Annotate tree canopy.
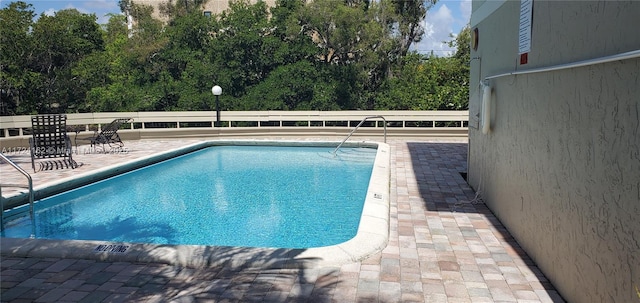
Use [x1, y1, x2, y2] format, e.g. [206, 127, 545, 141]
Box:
[0, 0, 470, 115]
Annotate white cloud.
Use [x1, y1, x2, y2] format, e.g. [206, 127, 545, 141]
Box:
[414, 4, 455, 56]
[80, 1, 121, 24]
[460, 0, 472, 26]
[41, 3, 82, 16]
[43, 8, 56, 16]
[34, 1, 119, 24]
[414, 0, 473, 56]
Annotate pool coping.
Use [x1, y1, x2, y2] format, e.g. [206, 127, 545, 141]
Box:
[1, 139, 390, 269]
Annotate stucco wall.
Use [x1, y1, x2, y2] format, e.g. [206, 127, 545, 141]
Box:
[468, 1, 640, 302]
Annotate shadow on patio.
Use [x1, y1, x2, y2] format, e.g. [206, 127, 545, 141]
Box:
[406, 142, 563, 302]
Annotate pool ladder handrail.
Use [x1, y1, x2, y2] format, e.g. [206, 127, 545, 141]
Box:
[333, 115, 387, 155]
[0, 153, 36, 238]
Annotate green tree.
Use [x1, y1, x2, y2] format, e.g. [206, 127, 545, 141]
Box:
[0, 1, 36, 115]
[294, 0, 390, 109]
[297, 0, 374, 66]
[82, 2, 167, 112]
[158, 0, 210, 18]
[76, 14, 135, 111]
[269, 0, 317, 66]
[443, 25, 471, 109]
[430, 55, 469, 110]
[25, 8, 104, 113]
[156, 12, 214, 110]
[240, 61, 343, 111]
[375, 26, 471, 110]
[375, 53, 438, 110]
[209, 0, 274, 100]
[448, 25, 471, 63]
[389, 0, 436, 58]
[2, 0, 467, 114]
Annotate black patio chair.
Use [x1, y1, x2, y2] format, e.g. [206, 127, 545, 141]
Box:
[30, 114, 79, 172]
[87, 118, 132, 149]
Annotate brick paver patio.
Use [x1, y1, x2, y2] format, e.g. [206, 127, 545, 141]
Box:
[1, 138, 564, 302]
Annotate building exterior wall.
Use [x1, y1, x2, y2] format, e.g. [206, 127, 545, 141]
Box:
[468, 1, 640, 302]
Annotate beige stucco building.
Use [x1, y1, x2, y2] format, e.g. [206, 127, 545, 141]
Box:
[468, 1, 639, 302]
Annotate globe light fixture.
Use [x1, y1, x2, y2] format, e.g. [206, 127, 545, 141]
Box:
[211, 85, 222, 127]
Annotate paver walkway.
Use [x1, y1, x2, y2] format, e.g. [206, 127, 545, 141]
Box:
[1, 139, 564, 302]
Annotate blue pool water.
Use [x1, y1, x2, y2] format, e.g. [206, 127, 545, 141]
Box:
[2, 145, 376, 248]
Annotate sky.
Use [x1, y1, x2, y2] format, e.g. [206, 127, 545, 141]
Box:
[414, 0, 472, 56]
[19, 0, 471, 56]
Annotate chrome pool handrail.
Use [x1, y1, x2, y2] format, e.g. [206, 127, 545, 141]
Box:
[0, 153, 35, 238]
[333, 115, 387, 155]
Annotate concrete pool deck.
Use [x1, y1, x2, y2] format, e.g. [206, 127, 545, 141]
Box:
[0, 138, 564, 302]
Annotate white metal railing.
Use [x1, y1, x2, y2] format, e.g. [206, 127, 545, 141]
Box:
[0, 110, 469, 137]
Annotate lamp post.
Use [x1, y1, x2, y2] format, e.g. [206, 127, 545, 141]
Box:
[211, 85, 222, 127]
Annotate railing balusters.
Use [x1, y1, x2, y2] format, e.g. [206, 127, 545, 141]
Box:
[1, 111, 469, 139]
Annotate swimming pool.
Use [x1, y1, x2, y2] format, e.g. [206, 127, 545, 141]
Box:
[3, 145, 374, 248]
[0, 140, 391, 268]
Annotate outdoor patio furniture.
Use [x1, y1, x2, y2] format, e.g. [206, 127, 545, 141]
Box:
[87, 118, 132, 149]
[29, 114, 79, 172]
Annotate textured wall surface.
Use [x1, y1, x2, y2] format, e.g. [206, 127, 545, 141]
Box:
[468, 1, 640, 302]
